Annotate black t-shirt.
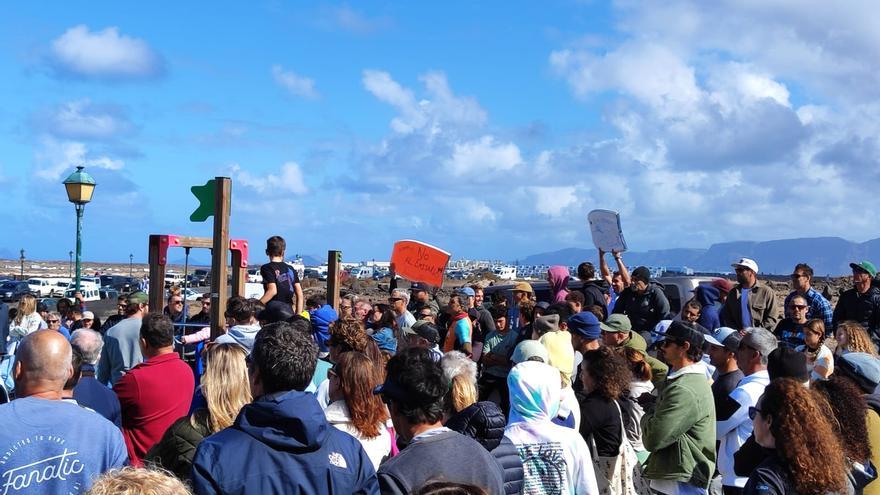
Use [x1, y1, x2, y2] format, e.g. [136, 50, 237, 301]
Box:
[261, 262, 300, 305]
[742, 454, 792, 495]
[712, 369, 744, 415]
[578, 392, 623, 457]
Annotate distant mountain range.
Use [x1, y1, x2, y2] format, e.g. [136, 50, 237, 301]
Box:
[518, 237, 880, 276]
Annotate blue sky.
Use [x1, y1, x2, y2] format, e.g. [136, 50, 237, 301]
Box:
[2, 1, 878, 264]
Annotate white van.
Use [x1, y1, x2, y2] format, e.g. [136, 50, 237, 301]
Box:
[64, 281, 101, 302]
[164, 272, 185, 287]
[349, 266, 374, 280]
[27, 278, 55, 297]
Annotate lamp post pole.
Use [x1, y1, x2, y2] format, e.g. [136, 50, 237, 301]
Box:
[74, 204, 84, 293]
[19, 249, 24, 280]
[129, 254, 133, 277]
[68, 251, 73, 278]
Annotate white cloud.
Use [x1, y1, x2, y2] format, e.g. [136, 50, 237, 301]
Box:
[323, 6, 393, 34]
[230, 162, 308, 195]
[43, 99, 133, 140]
[271, 65, 319, 99]
[445, 136, 522, 176]
[362, 70, 486, 134]
[527, 186, 578, 218]
[33, 138, 125, 181]
[50, 25, 163, 80]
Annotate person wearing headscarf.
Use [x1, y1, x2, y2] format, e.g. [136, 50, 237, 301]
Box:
[547, 266, 571, 305]
[504, 360, 598, 495]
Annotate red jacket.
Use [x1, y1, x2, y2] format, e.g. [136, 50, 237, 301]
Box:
[114, 352, 195, 466]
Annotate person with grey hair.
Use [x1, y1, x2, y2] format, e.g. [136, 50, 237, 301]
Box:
[72, 329, 122, 426]
[390, 288, 416, 335]
[715, 327, 773, 492]
[0, 330, 128, 493]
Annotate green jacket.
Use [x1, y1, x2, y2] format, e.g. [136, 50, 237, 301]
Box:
[641, 370, 716, 488]
[622, 331, 668, 389]
[144, 410, 211, 481]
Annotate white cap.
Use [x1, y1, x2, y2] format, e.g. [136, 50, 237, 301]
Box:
[731, 257, 759, 273]
[82, 311, 95, 320]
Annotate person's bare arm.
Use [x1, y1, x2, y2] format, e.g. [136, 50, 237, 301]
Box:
[612, 250, 631, 287]
[260, 282, 277, 304]
[294, 283, 304, 314]
[599, 249, 613, 285]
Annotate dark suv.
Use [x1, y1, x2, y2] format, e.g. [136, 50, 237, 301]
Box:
[0, 281, 33, 302]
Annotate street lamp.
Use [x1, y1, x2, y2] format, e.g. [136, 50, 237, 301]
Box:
[129, 254, 134, 277]
[68, 251, 73, 278]
[19, 249, 24, 280]
[63, 166, 96, 293]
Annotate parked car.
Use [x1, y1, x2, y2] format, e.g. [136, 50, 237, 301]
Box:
[247, 268, 263, 283]
[189, 269, 209, 286]
[26, 278, 56, 298]
[49, 280, 71, 297]
[100, 287, 120, 300]
[0, 281, 33, 302]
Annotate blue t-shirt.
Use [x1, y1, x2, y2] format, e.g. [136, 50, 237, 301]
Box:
[0, 397, 128, 493]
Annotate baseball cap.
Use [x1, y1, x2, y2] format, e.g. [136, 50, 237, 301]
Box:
[81, 311, 95, 320]
[850, 261, 878, 277]
[127, 291, 149, 305]
[410, 282, 429, 292]
[600, 314, 631, 334]
[731, 258, 759, 273]
[533, 314, 560, 335]
[405, 320, 440, 345]
[767, 346, 809, 382]
[836, 352, 880, 393]
[456, 287, 476, 298]
[703, 326, 741, 353]
[568, 312, 601, 340]
[655, 320, 705, 349]
[711, 279, 734, 294]
[510, 282, 533, 294]
[631, 266, 651, 283]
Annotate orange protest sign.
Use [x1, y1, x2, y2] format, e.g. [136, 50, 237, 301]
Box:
[391, 240, 451, 287]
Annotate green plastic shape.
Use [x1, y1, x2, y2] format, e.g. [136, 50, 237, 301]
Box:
[190, 179, 216, 222]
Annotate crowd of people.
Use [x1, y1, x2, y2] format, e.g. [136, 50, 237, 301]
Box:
[2, 236, 880, 495]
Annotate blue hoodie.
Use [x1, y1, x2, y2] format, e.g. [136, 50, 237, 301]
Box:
[310, 304, 338, 353]
[191, 390, 378, 495]
[695, 285, 722, 332]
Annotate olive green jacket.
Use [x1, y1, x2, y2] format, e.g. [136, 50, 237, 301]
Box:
[641, 367, 716, 488]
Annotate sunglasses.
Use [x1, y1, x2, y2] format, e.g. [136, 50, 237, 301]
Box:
[388, 297, 403, 303]
[172, 300, 184, 304]
[418, 313, 433, 319]
[748, 406, 762, 420]
[789, 304, 808, 310]
[47, 319, 60, 324]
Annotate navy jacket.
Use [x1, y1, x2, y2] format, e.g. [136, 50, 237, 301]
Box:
[446, 401, 524, 495]
[73, 365, 122, 426]
[191, 390, 378, 495]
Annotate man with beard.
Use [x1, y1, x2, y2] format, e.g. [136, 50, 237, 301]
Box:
[721, 258, 779, 331]
[612, 266, 671, 342]
[832, 261, 880, 347]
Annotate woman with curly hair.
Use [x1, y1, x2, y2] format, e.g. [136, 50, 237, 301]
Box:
[579, 347, 646, 493]
[326, 351, 390, 469]
[797, 319, 833, 381]
[835, 321, 878, 357]
[745, 378, 847, 495]
[812, 375, 875, 492]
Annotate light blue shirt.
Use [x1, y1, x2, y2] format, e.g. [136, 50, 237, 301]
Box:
[740, 288, 751, 329]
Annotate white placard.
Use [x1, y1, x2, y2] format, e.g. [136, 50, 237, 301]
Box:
[588, 209, 627, 252]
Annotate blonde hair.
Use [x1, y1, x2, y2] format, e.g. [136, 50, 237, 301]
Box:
[198, 343, 252, 432]
[86, 467, 191, 495]
[14, 294, 37, 325]
[441, 351, 477, 413]
[836, 321, 878, 357]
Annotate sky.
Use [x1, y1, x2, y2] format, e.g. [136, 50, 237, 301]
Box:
[1, 1, 879, 265]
